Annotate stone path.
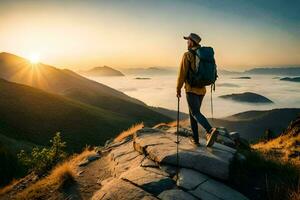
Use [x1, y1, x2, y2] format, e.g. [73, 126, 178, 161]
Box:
[91, 127, 249, 200]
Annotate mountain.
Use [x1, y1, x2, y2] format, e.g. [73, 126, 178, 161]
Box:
[79, 66, 124, 77]
[218, 69, 242, 75]
[0, 78, 167, 151]
[0, 52, 171, 127]
[244, 67, 300, 75]
[280, 77, 300, 82]
[120, 67, 176, 76]
[219, 92, 273, 104]
[209, 108, 300, 142]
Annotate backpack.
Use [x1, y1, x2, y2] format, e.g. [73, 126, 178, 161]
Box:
[186, 46, 218, 88]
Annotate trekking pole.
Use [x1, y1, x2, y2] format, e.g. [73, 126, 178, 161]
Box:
[176, 96, 180, 181]
[210, 84, 214, 121]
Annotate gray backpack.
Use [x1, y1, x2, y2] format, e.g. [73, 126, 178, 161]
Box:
[186, 46, 218, 88]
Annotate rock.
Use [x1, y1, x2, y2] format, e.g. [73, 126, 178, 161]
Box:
[153, 123, 172, 131]
[158, 189, 198, 200]
[110, 141, 135, 161]
[165, 127, 192, 137]
[87, 154, 100, 162]
[134, 133, 235, 180]
[236, 153, 246, 162]
[106, 138, 132, 149]
[229, 132, 240, 140]
[177, 168, 209, 190]
[141, 157, 158, 167]
[77, 170, 84, 176]
[92, 178, 158, 200]
[217, 127, 230, 137]
[135, 127, 162, 137]
[120, 166, 175, 195]
[104, 138, 114, 147]
[112, 154, 144, 177]
[78, 159, 89, 167]
[99, 177, 114, 186]
[160, 165, 177, 177]
[191, 179, 249, 200]
[190, 188, 220, 200]
[216, 135, 236, 148]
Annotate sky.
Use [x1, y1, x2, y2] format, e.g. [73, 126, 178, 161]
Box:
[0, 0, 299, 70]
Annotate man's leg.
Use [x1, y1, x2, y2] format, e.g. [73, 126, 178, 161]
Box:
[186, 92, 212, 133]
[189, 109, 199, 143]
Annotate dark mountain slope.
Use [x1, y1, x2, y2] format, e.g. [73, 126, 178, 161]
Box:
[209, 108, 300, 142]
[0, 78, 155, 151]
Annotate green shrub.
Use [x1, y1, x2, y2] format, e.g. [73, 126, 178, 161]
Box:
[18, 132, 67, 175]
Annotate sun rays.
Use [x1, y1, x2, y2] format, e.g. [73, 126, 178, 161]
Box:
[6, 56, 51, 91]
[29, 53, 40, 64]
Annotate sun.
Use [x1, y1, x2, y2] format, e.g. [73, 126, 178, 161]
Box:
[29, 53, 40, 64]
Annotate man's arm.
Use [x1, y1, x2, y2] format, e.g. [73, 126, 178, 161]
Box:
[176, 52, 189, 97]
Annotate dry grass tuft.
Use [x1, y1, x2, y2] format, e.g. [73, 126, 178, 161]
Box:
[114, 123, 144, 142]
[15, 158, 76, 200]
[0, 179, 19, 196]
[72, 147, 95, 164]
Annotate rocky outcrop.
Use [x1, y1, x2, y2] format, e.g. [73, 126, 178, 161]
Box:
[90, 126, 249, 200]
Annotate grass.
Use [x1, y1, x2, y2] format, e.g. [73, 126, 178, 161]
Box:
[114, 123, 144, 142]
[0, 148, 95, 199]
[15, 161, 75, 200]
[230, 148, 300, 200]
[253, 133, 300, 166]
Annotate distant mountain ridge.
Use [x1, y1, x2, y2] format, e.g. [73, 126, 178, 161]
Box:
[80, 66, 124, 76]
[244, 67, 300, 75]
[120, 67, 176, 76]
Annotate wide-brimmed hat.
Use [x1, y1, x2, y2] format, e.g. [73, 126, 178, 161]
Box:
[183, 33, 201, 44]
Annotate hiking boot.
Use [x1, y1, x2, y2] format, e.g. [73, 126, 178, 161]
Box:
[206, 128, 218, 147]
[189, 137, 200, 146]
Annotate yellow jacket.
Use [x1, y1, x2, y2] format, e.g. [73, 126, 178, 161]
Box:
[176, 47, 206, 95]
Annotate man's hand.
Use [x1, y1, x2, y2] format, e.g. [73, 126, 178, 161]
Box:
[176, 90, 181, 98]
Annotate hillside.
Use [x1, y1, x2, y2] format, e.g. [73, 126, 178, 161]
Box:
[179, 108, 300, 142]
[0, 52, 171, 126]
[219, 92, 273, 103]
[80, 66, 124, 77]
[0, 78, 172, 150]
[252, 116, 300, 165]
[211, 108, 300, 141]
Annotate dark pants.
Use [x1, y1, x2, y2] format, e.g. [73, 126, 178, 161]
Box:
[186, 92, 212, 142]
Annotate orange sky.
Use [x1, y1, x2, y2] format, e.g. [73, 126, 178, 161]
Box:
[0, 0, 299, 71]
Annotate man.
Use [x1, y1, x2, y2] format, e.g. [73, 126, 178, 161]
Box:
[176, 33, 218, 147]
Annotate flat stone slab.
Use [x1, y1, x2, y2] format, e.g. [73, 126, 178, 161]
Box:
[133, 132, 236, 180]
[191, 179, 249, 200]
[158, 189, 198, 200]
[92, 178, 158, 200]
[177, 168, 209, 190]
[120, 166, 175, 195]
